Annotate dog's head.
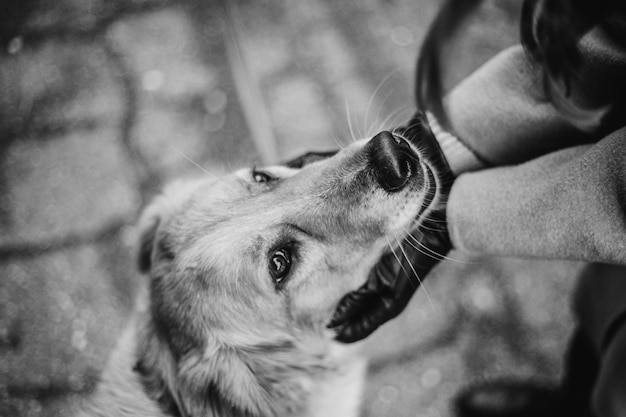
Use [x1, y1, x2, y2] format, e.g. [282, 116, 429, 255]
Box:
[134, 130, 441, 416]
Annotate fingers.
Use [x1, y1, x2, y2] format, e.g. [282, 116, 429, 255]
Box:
[332, 298, 389, 343]
[327, 254, 399, 328]
[328, 254, 428, 342]
[333, 320, 379, 343]
[327, 287, 375, 328]
[330, 274, 417, 343]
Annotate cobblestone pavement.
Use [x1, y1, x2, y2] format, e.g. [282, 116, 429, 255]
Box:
[0, 1, 581, 416]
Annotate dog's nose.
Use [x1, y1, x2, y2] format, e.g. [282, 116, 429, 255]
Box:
[366, 131, 418, 192]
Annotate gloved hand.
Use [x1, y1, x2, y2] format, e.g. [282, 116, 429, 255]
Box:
[327, 211, 451, 343]
[328, 112, 454, 343]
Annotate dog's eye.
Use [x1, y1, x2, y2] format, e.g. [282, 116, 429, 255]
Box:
[252, 168, 275, 183]
[269, 248, 291, 284]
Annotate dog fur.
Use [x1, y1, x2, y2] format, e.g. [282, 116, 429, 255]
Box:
[78, 135, 442, 417]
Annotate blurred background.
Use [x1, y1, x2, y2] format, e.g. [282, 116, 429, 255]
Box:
[0, 0, 584, 416]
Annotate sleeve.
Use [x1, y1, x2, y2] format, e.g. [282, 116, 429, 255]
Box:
[444, 25, 626, 167]
[439, 17, 626, 264]
[447, 127, 626, 265]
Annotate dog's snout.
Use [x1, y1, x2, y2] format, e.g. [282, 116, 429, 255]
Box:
[366, 131, 418, 192]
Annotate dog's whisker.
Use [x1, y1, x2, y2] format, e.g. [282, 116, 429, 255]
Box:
[363, 70, 397, 137]
[365, 89, 394, 137]
[393, 234, 437, 314]
[372, 105, 407, 137]
[380, 107, 414, 140]
[405, 231, 470, 264]
[391, 108, 415, 132]
[174, 147, 217, 179]
[404, 232, 446, 261]
[385, 235, 406, 271]
[413, 222, 444, 233]
[384, 235, 397, 256]
[330, 131, 347, 150]
[418, 217, 448, 224]
[345, 100, 359, 144]
[390, 235, 415, 285]
[366, 95, 394, 137]
[374, 107, 399, 134]
[416, 209, 447, 222]
[375, 97, 406, 137]
[387, 233, 436, 315]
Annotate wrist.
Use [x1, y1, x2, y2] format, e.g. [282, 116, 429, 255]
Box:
[426, 112, 486, 175]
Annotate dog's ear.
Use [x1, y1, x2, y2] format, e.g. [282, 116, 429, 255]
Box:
[137, 180, 201, 273]
[137, 194, 179, 273]
[136, 321, 274, 417]
[137, 202, 161, 273]
[174, 348, 274, 417]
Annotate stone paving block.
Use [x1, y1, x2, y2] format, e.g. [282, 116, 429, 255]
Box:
[457, 257, 576, 380]
[238, 0, 419, 153]
[506, 258, 579, 366]
[0, 240, 139, 417]
[133, 103, 244, 180]
[506, 258, 579, 326]
[1, 390, 84, 417]
[0, 127, 139, 245]
[302, 0, 420, 98]
[290, 23, 403, 140]
[262, 1, 382, 145]
[363, 345, 465, 417]
[0, 240, 138, 390]
[109, 6, 260, 175]
[21, 0, 166, 33]
[108, 7, 217, 101]
[268, 75, 337, 159]
[22, 0, 106, 32]
[239, 31, 291, 82]
[235, 1, 350, 154]
[0, 40, 124, 139]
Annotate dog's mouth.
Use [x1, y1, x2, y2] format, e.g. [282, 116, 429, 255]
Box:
[365, 131, 420, 193]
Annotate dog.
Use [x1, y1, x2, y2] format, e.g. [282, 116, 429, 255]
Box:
[77, 129, 444, 417]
